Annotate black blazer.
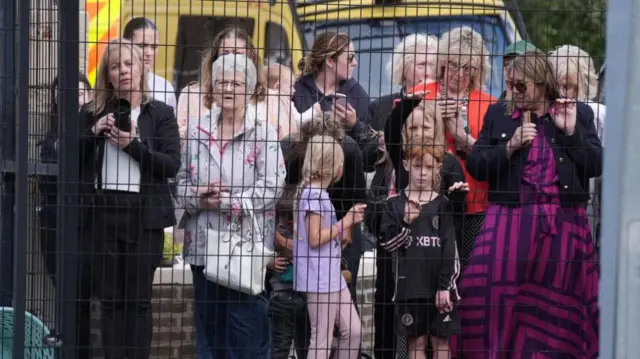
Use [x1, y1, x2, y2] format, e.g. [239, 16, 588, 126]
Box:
[79, 99, 181, 229]
[465, 102, 603, 207]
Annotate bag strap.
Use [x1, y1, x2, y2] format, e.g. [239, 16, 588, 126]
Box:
[241, 198, 263, 244]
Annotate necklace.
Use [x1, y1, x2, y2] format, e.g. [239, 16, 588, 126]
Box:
[440, 82, 471, 134]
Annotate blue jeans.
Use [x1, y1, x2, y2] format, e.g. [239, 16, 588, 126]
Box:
[191, 265, 270, 359]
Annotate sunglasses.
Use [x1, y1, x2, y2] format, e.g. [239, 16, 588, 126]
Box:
[506, 80, 529, 93]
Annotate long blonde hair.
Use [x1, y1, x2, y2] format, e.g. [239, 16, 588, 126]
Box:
[89, 38, 150, 114]
[293, 135, 345, 229]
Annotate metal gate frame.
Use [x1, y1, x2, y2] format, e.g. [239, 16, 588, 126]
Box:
[0, 0, 80, 358]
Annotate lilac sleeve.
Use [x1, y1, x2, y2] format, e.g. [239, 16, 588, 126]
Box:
[300, 188, 324, 216]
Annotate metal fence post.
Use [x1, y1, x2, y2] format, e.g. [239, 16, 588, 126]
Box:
[57, 0, 81, 357]
[0, 0, 16, 309]
[12, 0, 30, 357]
[600, 0, 639, 357]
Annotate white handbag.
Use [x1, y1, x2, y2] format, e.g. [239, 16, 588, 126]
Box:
[203, 198, 273, 295]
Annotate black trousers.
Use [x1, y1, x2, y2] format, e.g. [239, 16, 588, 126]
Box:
[88, 192, 163, 359]
[268, 290, 308, 359]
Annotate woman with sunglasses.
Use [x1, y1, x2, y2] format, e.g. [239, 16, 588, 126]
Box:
[406, 26, 496, 267]
[455, 50, 601, 359]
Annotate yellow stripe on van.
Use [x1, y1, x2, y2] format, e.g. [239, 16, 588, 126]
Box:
[86, 0, 122, 86]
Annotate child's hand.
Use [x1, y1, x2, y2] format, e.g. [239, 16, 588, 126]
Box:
[343, 203, 367, 228]
[267, 256, 288, 273]
[436, 290, 453, 313]
[448, 181, 470, 192]
[403, 199, 421, 224]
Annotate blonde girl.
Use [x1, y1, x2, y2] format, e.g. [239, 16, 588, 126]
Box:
[293, 135, 366, 359]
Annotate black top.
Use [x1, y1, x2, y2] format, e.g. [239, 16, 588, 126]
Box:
[378, 194, 459, 301]
[292, 74, 380, 172]
[78, 99, 181, 229]
[367, 92, 403, 133]
[280, 134, 367, 221]
[465, 102, 603, 207]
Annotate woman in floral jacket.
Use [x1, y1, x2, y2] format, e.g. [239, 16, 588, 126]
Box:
[175, 53, 286, 359]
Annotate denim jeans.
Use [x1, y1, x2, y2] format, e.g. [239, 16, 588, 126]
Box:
[191, 265, 270, 359]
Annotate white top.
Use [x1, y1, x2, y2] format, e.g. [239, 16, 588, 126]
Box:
[147, 72, 176, 110]
[99, 107, 142, 193]
[586, 101, 606, 144]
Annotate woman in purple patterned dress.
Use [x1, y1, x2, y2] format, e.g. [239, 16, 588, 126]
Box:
[455, 51, 602, 359]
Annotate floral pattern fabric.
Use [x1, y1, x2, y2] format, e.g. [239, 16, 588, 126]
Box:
[175, 102, 286, 266]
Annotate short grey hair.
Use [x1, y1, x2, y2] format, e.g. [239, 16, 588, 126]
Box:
[548, 45, 598, 101]
[211, 54, 258, 95]
[387, 33, 439, 87]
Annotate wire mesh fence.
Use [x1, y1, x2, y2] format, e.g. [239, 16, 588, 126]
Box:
[0, 0, 606, 358]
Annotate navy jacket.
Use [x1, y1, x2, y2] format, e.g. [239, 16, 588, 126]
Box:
[293, 75, 380, 171]
[466, 102, 603, 207]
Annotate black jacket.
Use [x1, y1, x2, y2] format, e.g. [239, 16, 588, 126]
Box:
[378, 194, 458, 301]
[79, 100, 181, 229]
[466, 102, 603, 207]
[293, 75, 380, 172]
[280, 134, 367, 221]
[368, 92, 403, 133]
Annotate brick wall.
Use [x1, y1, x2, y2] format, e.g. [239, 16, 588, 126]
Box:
[88, 267, 377, 359]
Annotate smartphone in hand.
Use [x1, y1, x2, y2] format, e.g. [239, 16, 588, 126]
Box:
[333, 93, 348, 108]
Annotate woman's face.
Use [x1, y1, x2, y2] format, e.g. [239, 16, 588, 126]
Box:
[330, 43, 357, 82]
[405, 109, 435, 144]
[218, 36, 248, 57]
[108, 48, 143, 93]
[78, 82, 92, 109]
[557, 76, 579, 100]
[213, 71, 247, 111]
[403, 52, 437, 89]
[442, 57, 476, 93]
[403, 153, 437, 190]
[508, 68, 545, 110]
[130, 28, 159, 70]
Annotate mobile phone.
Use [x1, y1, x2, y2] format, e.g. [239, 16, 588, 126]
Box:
[333, 93, 348, 108]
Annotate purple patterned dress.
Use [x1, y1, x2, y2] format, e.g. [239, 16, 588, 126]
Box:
[455, 117, 600, 359]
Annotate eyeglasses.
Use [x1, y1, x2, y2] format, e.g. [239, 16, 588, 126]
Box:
[447, 61, 477, 75]
[506, 80, 529, 93]
[214, 80, 246, 90]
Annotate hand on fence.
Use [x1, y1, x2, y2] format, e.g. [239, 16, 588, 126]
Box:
[448, 182, 469, 192]
[436, 97, 459, 120]
[342, 203, 367, 228]
[554, 98, 577, 135]
[403, 199, 421, 224]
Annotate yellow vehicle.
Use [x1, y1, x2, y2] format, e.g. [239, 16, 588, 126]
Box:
[295, 0, 525, 99]
[85, 0, 306, 91]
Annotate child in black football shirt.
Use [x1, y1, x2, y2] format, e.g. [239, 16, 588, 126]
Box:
[379, 144, 461, 359]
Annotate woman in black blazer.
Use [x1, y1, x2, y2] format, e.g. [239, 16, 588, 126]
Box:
[79, 38, 180, 359]
[455, 51, 601, 359]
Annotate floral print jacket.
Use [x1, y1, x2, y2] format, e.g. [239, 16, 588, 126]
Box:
[175, 102, 286, 267]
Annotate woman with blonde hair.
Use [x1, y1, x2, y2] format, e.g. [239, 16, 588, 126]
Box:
[548, 44, 605, 247]
[78, 38, 180, 359]
[457, 51, 601, 358]
[407, 26, 496, 266]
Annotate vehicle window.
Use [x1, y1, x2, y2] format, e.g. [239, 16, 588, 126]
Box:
[265, 22, 292, 67]
[302, 16, 509, 99]
[173, 16, 255, 92]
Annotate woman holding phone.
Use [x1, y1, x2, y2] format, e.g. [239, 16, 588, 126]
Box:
[78, 38, 180, 359]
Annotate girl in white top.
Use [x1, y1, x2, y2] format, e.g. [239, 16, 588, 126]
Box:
[123, 17, 177, 110]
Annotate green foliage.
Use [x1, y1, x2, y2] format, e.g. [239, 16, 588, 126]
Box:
[163, 232, 183, 261]
[513, 0, 607, 67]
